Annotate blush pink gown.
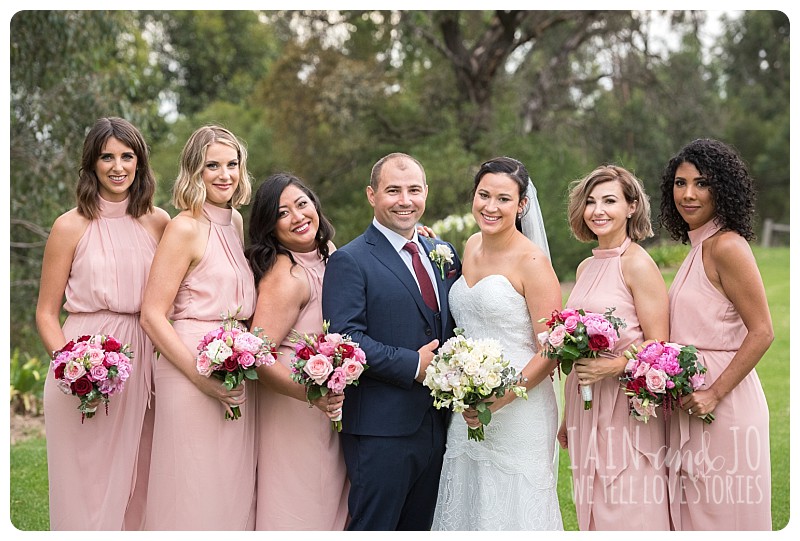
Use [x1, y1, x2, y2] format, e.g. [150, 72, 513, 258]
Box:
[144, 202, 258, 530]
[255, 249, 349, 530]
[565, 237, 670, 530]
[666, 219, 771, 530]
[43, 197, 156, 530]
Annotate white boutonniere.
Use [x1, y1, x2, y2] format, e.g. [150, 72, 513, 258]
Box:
[428, 243, 454, 279]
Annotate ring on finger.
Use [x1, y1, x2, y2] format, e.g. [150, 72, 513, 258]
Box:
[688, 408, 693, 415]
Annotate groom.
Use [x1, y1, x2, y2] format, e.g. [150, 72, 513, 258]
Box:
[322, 152, 461, 530]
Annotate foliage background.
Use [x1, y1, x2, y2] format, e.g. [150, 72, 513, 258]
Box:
[8, 9, 790, 362]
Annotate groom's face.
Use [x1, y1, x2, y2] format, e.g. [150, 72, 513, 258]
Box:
[367, 158, 428, 239]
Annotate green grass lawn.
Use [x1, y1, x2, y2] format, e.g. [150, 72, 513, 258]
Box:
[8, 247, 790, 531]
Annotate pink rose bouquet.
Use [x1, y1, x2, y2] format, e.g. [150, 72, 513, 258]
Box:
[51, 334, 133, 423]
[538, 307, 626, 409]
[196, 312, 278, 420]
[621, 341, 714, 424]
[290, 320, 368, 431]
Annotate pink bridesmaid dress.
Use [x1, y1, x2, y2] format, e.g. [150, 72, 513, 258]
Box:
[44, 197, 157, 530]
[144, 202, 258, 530]
[564, 237, 670, 530]
[666, 219, 771, 530]
[255, 249, 349, 530]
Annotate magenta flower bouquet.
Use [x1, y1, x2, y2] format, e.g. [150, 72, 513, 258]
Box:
[51, 334, 133, 423]
[621, 341, 714, 424]
[538, 307, 626, 409]
[196, 313, 278, 420]
[290, 320, 368, 432]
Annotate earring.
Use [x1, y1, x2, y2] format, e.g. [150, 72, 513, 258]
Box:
[627, 214, 632, 219]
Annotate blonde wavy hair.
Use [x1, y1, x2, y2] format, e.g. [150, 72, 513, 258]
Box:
[171, 125, 252, 215]
[567, 165, 653, 242]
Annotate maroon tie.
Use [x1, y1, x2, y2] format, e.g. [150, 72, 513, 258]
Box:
[403, 241, 439, 312]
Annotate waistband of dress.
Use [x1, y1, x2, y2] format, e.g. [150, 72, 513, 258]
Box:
[67, 309, 140, 318]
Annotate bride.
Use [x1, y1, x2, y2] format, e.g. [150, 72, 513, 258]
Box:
[431, 156, 563, 531]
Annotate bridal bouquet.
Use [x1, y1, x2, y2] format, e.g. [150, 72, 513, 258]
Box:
[196, 312, 278, 420]
[289, 320, 368, 432]
[621, 341, 715, 424]
[423, 329, 527, 442]
[51, 333, 133, 423]
[538, 307, 626, 409]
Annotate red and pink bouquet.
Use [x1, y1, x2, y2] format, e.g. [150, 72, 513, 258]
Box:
[290, 320, 368, 432]
[621, 341, 714, 424]
[538, 307, 626, 409]
[51, 334, 133, 423]
[196, 313, 278, 420]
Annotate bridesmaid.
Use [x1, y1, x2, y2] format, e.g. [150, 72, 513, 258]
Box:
[246, 172, 349, 530]
[140, 125, 257, 530]
[660, 138, 773, 530]
[558, 165, 670, 530]
[36, 117, 169, 530]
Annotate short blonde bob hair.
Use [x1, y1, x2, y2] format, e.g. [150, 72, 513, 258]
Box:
[567, 165, 653, 242]
[171, 125, 252, 215]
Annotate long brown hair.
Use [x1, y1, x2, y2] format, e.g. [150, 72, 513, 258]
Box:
[76, 117, 156, 219]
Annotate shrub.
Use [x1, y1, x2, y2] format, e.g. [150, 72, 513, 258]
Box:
[10, 348, 46, 415]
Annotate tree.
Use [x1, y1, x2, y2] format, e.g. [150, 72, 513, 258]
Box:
[10, 10, 165, 356]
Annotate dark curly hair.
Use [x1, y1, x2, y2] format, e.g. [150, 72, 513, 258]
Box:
[245, 172, 334, 285]
[659, 138, 756, 243]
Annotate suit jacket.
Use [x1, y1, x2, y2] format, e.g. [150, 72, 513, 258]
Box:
[321, 224, 461, 437]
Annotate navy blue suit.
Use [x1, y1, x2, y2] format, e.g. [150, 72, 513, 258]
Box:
[322, 224, 461, 530]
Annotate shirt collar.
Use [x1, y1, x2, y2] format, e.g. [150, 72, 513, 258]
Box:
[372, 218, 422, 254]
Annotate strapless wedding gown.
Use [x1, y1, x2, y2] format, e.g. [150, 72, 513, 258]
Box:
[431, 275, 563, 530]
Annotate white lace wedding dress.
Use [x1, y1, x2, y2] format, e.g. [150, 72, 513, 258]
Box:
[431, 274, 563, 530]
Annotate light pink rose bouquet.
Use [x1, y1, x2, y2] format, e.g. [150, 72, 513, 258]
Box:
[195, 311, 278, 420]
[290, 320, 368, 431]
[50, 333, 133, 423]
[537, 307, 626, 409]
[621, 341, 714, 424]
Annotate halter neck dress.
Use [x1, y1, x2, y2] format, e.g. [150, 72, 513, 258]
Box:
[44, 196, 158, 530]
[564, 237, 670, 530]
[666, 219, 771, 530]
[145, 202, 258, 530]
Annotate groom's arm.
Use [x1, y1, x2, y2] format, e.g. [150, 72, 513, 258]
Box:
[322, 249, 419, 389]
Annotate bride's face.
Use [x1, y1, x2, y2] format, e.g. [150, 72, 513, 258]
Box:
[472, 173, 525, 235]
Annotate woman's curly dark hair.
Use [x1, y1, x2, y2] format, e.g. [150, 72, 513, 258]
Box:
[246, 172, 334, 285]
[659, 138, 756, 244]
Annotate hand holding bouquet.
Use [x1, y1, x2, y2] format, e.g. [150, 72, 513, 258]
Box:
[51, 334, 133, 423]
[423, 329, 527, 442]
[621, 341, 714, 424]
[196, 312, 278, 420]
[290, 320, 368, 432]
[538, 307, 626, 409]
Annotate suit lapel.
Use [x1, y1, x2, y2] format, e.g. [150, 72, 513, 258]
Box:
[366, 225, 436, 329]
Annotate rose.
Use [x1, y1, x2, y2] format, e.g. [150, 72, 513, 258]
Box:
[103, 336, 122, 352]
[547, 326, 567, 348]
[338, 343, 355, 359]
[63, 360, 87, 382]
[341, 359, 365, 384]
[234, 332, 264, 355]
[483, 370, 502, 389]
[588, 334, 610, 352]
[223, 355, 239, 372]
[583, 313, 619, 349]
[304, 354, 334, 385]
[238, 351, 256, 368]
[563, 315, 580, 333]
[317, 334, 343, 356]
[89, 364, 108, 382]
[196, 352, 214, 377]
[627, 375, 647, 394]
[327, 366, 347, 394]
[87, 346, 106, 366]
[633, 360, 650, 379]
[71, 376, 93, 396]
[645, 368, 667, 393]
[353, 347, 366, 364]
[295, 343, 315, 360]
